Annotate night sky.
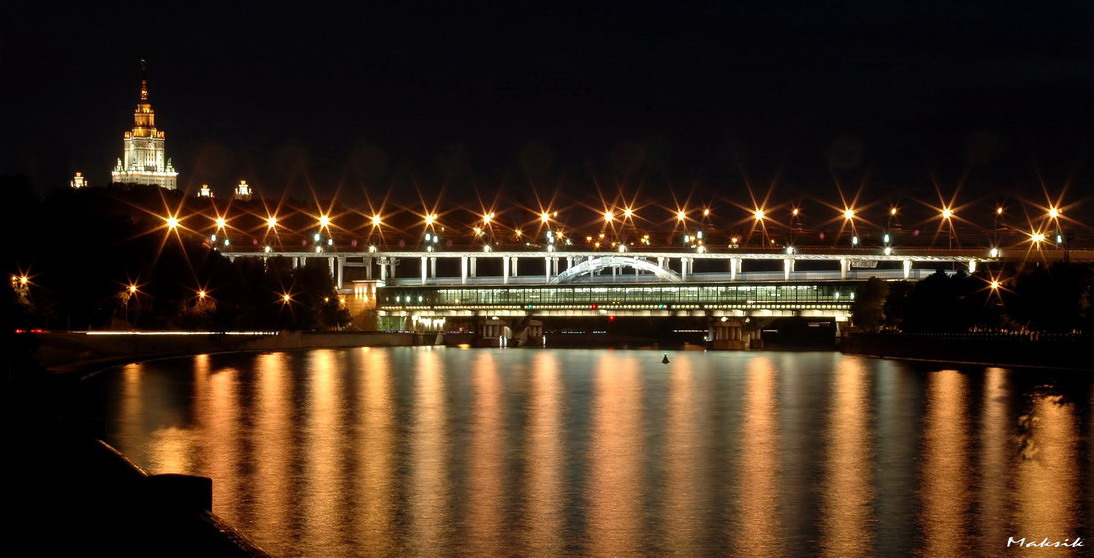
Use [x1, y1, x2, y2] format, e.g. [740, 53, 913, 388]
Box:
[2, 1, 1092, 215]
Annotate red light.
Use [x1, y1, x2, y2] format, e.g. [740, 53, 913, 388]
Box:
[608, 316, 615, 322]
[591, 304, 598, 310]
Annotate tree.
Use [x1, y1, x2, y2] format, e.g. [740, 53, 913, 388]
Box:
[851, 277, 889, 332]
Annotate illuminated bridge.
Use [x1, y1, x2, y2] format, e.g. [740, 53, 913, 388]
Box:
[220, 246, 1085, 347]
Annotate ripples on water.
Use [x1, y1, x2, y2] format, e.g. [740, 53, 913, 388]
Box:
[84, 348, 1093, 557]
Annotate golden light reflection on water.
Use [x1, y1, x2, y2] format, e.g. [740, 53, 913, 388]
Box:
[734, 356, 782, 557]
[1015, 392, 1081, 557]
[466, 352, 507, 555]
[978, 368, 1009, 548]
[523, 352, 564, 555]
[664, 354, 710, 555]
[918, 370, 970, 558]
[409, 349, 450, 555]
[251, 352, 291, 554]
[302, 349, 346, 555]
[588, 352, 645, 556]
[356, 347, 398, 554]
[203, 360, 241, 520]
[101, 350, 1093, 557]
[118, 363, 144, 462]
[821, 357, 874, 558]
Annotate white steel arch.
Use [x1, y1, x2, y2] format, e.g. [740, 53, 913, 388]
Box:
[550, 255, 683, 284]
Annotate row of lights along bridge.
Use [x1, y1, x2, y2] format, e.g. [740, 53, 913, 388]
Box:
[157, 200, 1077, 254]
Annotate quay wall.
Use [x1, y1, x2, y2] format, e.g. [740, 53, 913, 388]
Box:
[839, 332, 1094, 371]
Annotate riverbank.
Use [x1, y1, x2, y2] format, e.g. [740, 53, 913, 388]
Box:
[840, 332, 1094, 371]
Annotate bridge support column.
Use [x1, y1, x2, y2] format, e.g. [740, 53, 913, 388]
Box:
[512, 257, 518, 277]
[336, 257, 345, 288]
[968, 259, 977, 273]
[420, 257, 428, 284]
[470, 257, 478, 277]
[840, 258, 849, 279]
[502, 256, 510, 284]
[566, 256, 574, 270]
[902, 259, 912, 279]
[379, 259, 388, 282]
[328, 257, 335, 279]
[680, 257, 688, 281]
[545, 256, 552, 283]
[553, 257, 560, 276]
[783, 258, 794, 281]
[730, 258, 741, 281]
[292, 257, 300, 268]
[657, 256, 666, 269]
[365, 257, 373, 280]
[430, 257, 437, 278]
[460, 256, 468, 284]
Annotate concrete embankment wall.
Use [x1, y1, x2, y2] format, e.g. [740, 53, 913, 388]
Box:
[38, 331, 442, 373]
[840, 333, 1094, 370]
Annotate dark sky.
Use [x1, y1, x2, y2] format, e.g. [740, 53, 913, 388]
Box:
[2, 1, 1092, 214]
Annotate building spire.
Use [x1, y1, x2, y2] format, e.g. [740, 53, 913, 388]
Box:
[139, 59, 150, 102]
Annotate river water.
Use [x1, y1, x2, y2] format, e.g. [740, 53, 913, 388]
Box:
[82, 348, 1093, 557]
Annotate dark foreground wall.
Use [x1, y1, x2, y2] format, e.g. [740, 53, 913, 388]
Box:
[840, 332, 1094, 370]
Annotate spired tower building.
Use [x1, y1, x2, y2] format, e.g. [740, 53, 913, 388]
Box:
[111, 62, 178, 189]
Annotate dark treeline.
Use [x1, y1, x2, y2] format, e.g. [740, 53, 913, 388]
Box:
[2, 176, 349, 333]
[851, 264, 1094, 334]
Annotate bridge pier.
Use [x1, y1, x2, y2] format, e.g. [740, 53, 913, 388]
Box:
[430, 257, 437, 278]
[460, 256, 468, 284]
[680, 257, 688, 281]
[730, 257, 741, 281]
[471, 256, 478, 277]
[840, 258, 849, 279]
[335, 257, 345, 288]
[903, 259, 912, 279]
[365, 257, 373, 280]
[783, 258, 794, 280]
[502, 256, 509, 284]
[545, 256, 552, 283]
[708, 318, 759, 350]
[420, 256, 428, 284]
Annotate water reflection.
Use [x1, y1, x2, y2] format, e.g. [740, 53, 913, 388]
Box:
[356, 348, 398, 555]
[1015, 391, 1082, 557]
[735, 356, 781, 556]
[251, 352, 292, 554]
[408, 349, 450, 555]
[820, 357, 874, 558]
[302, 349, 346, 555]
[465, 352, 506, 556]
[978, 368, 1009, 549]
[92, 349, 1094, 557]
[588, 352, 645, 556]
[918, 370, 971, 558]
[523, 352, 564, 555]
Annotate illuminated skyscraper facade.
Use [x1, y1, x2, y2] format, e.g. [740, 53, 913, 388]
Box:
[111, 69, 178, 189]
